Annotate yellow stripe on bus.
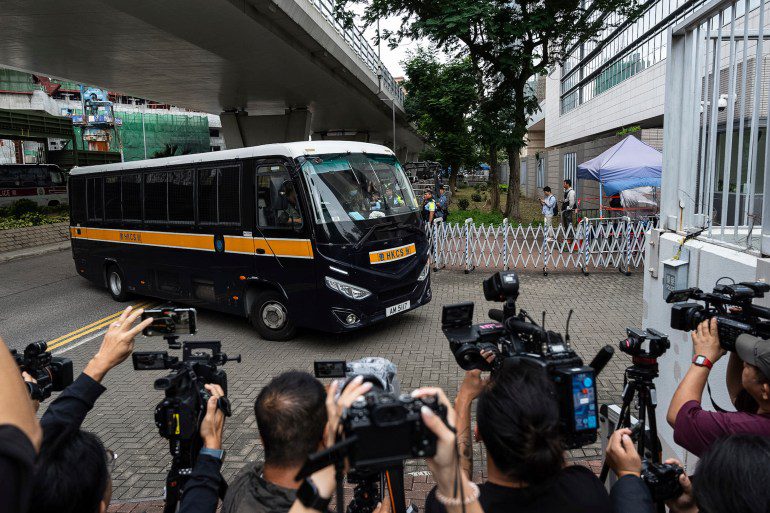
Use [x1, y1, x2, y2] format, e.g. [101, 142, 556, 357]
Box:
[70, 227, 314, 259]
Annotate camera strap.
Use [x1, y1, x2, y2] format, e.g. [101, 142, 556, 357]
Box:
[706, 382, 730, 413]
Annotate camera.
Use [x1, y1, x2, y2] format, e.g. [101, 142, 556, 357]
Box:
[619, 328, 670, 362]
[313, 357, 445, 471]
[133, 307, 240, 511]
[666, 281, 770, 351]
[442, 271, 614, 449]
[12, 341, 73, 402]
[641, 460, 684, 502]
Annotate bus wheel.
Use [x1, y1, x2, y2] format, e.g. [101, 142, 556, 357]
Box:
[250, 291, 296, 340]
[106, 265, 130, 302]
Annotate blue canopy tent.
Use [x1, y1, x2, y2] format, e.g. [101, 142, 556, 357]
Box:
[576, 135, 662, 215]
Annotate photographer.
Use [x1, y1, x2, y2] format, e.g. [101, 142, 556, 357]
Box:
[0, 338, 42, 513]
[223, 371, 372, 513]
[427, 363, 611, 513]
[288, 386, 483, 513]
[605, 432, 770, 513]
[666, 318, 770, 456]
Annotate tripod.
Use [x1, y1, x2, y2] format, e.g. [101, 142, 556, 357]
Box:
[600, 358, 664, 512]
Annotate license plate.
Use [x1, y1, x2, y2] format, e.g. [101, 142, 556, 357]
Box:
[386, 300, 410, 317]
[369, 243, 417, 265]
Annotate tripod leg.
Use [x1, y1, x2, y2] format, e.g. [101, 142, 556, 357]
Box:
[637, 388, 648, 458]
[599, 382, 638, 483]
[163, 466, 183, 513]
[383, 464, 408, 513]
[646, 384, 662, 464]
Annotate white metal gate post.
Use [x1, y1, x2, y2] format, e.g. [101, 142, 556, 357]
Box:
[502, 218, 509, 271]
[431, 218, 442, 271]
[464, 217, 474, 274]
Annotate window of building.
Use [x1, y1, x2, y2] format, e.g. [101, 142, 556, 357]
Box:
[536, 157, 546, 188]
[87, 177, 103, 220]
[520, 161, 528, 186]
[563, 152, 577, 194]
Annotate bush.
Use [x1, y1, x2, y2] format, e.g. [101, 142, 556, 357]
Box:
[8, 199, 39, 217]
[471, 193, 482, 202]
[0, 212, 68, 230]
[457, 183, 468, 190]
[452, 209, 506, 225]
[477, 182, 488, 191]
[499, 184, 509, 192]
[458, 198, 470, 210]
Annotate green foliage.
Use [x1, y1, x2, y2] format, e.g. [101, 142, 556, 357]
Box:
[458, 198, 470, 210]
[8, 199, 39, 217]
[499, 184, 508, 192]
[0, 212, 68, 230]
[403, 49, 477, 176]
[616, 125, 642, 137]
[471, 193, 483, 202]
[452, 209, 505, 225]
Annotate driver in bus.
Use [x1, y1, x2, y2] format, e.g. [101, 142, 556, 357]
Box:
[277, 183, 302, 226]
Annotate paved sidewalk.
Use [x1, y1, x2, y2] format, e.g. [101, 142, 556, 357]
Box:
[0, 240, 69, 263]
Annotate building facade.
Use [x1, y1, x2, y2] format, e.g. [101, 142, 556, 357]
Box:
[521, 0, 721, 211]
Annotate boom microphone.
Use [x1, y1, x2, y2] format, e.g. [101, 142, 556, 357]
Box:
[589, 345, 615, 377]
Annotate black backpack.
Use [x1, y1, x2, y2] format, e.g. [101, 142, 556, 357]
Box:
[552, 196, 559, 216]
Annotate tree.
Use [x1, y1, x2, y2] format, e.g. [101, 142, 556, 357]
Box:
[402, 49, 477, 193]
[336, 0, 644, 218]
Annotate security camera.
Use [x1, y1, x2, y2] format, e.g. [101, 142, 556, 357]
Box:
[718, 94, 729, 112]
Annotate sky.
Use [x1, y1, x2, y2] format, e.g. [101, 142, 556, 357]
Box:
[358, 13, 421, 78]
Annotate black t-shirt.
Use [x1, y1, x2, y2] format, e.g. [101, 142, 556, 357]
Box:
[0, 424, 36, 513]
[425, 466, 611, 513]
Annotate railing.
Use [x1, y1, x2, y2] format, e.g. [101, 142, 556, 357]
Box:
[662, 0, 770, 254]
[307, 0, 405, 107]
[428, 218, 650, 274]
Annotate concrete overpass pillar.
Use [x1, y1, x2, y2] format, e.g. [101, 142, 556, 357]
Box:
[220, 108, 312, 148]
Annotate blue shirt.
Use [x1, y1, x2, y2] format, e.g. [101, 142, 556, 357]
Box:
[436, 194, 448, 217]
[542, 195, 556, 215]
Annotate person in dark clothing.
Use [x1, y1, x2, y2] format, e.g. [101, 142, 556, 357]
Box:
[425, 362, 611, 513]
[223, 372, 373, 513]
[0, 337, 42, 513]
[604, 428, 654, 513]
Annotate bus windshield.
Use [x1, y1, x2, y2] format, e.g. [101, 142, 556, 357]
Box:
[301, 153, 419, 225]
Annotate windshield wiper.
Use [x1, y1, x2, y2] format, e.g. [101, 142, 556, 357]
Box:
[353, 220, 398, 250]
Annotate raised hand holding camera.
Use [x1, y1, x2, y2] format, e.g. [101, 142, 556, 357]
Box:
[85, 305, 152, 382]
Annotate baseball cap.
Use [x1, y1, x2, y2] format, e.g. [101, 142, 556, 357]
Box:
[735, 334, 770, 379]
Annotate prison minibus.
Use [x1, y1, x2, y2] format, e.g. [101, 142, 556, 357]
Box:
[68, 141, 431, 340]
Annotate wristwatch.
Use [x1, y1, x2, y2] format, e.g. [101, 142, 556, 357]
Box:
[692, 354, 714, 370]
[297, 478, 331, 512]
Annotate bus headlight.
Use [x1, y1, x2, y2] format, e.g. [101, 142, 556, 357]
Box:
[325, 276, 372, 300]
[417, 262, 430, 281]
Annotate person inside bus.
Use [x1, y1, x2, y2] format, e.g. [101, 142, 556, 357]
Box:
[370, 191, 383, 211]
[384, 186, 403, 207]
[277, 182, 302, 227]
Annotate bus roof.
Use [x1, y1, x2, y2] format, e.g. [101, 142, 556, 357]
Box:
[69, 141, 396, 176]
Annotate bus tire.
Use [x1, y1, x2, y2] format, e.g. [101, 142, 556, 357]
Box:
[106, 265, 131, 302]
[249, 291, 296, 340]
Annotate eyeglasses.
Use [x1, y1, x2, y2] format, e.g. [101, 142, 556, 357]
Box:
[105, 449, 118, 474]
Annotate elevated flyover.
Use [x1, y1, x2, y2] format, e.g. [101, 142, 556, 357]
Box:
[0, 0, 423, 158]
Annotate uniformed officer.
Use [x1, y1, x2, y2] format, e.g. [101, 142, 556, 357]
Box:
[422, 190, 436, 224]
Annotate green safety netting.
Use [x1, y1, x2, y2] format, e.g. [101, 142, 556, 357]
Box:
[74, 111, 210, 161]
[0, 69, 42, 93]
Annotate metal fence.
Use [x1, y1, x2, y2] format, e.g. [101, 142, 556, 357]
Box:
[307, 0, 405, 107]
[428, 218, 650, 274]
[663, 0, 770, 254]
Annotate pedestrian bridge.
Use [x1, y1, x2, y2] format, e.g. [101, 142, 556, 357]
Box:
[0, 0, 422, 157]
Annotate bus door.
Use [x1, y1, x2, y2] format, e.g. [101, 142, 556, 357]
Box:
[254, 162, 315, 311]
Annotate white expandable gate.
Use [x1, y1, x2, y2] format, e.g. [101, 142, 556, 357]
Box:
[428, 217, 651, 274]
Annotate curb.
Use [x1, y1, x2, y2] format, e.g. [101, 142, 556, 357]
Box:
[0, 241, 70, 264]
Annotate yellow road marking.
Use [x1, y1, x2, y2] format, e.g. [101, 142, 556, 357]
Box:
[47, 301, 153, 350]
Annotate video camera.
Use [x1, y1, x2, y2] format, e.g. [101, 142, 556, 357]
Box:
[619, 328, 670, 363]
[302, 357, 446, 513]
[12, 341, 73, 402]
[133, 307, 240, 513]
[441, 271, 614, 449]
[665, 281, 770, 351]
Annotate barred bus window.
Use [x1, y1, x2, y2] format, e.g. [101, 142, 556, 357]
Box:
[144, 172, 168, 222]
[122, 174, 141, 220]
[218, 166, 240, 225]
[169, 169, 194, 223]
[104, 176, 121, 220]
[198, 168, 218, 224]
[87, 177, 103, 220]
[69, 178, 86, 223]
